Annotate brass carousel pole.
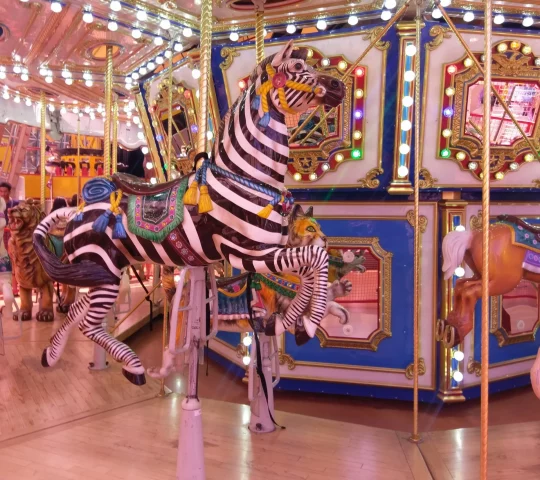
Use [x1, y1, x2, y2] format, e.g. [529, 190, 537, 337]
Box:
[197, 0, 213, 155]
[40, 91, 46, 209]
[480, 1, 492, 478]
[77, 114, 81, 204]
[409, 0, 422, 444]
[254, 0, 266, 64]
[103, 46, 113, 176]
[111, 99, 118, 174]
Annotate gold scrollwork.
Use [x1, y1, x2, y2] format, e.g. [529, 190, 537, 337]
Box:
[467, 358, 481, 377]
[534, 179, 540, 188]
[405, 357, 426, 380]
[220, 47, 240, 71]
[292, 154, 319, 175]
[315, 237, 393, 351]
[469, 211, 482, 231]
[278, 350, 296, 370]
[362, 27, 391, 51]
[426, 26, 452, 51]
[235, 343, 244, 358]
[419, 168, 438, 189]
[406, 210, 428, 233]
[357, 168, 383, 188]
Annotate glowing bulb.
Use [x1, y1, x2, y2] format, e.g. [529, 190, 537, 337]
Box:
[21, 73, 29, 81]
[456, 152, 466, 161]
[145, 161, 153, 169]
[230, 31, 239, 41]
[454, 267, 465, 277]
[445, 87, 455, 96]
[338, 61, 347, 70]
[381, 10, 392, 21]
[494, 14, 504, 25]
[525, 153, 535, 162]
[65, 78, 73, 85]
[73, 106, 79, 113]
[442, 129, 451, 138]
[242, 356, 251, 366]
[468, 162, 478, 170]
[447, 64, 457, 74]
[174, 43, 183, 52]
[142, 146, 149, 155]
[183, 27, 193, 37]
[336, 153, 344, 162]
[463, 57, 473, 67]
[2, 91, 8, 100]
[523, 16, 534, 27]
[432, 8, 442, 19]
[132, 72, 140, 80]
[238, 80, 246, 89]
[455, 225, 465, 232]
[293, 172, 302, 181]
[452, 371, 463, 382]
[309, 172, 317, 181]
[398, 165, 409, 177]
[353, 131, 362, 140]
[207, 131, 213, 140]
[85, 80, 93, 87]
[286, 24, 296, 34]
[321, 58, 330, 67]
[463, 11, 474, 22]
[154, 36, 164, 46]
[160, 18, 171, 29]
[165, 50, 172, 58]
[39, 66, 47, 76]
[385, 0, 397, 8]
[405, 45, 417, 56]
[83, 72, 91, 80]
[150, 177, 157, 185]
[401, 120, 412, 131]
[25, 98, 32, 107]
[136, 9, 147, 21]
[510, 162, 519, 171]
[137, 131, 145, 140]
[242, 335, 252, 347]
[45, 75, 53, 84]
[108, 20, 118, 31]
[453, 350, 465, 361]
[51, 1, 62, 13]
[402, 96, 413, 107]
[322, 163, 330, 171]
[132, 28, 142, 39]
[192, 68, 201, 79]
[139, 67, 147, 75]
[83, 10, 93, 23]
[48, 104, 55, 112]
[316, 19, 327, 30]
[404, 70, 415, 82]
[147, 62, 156, 71]
[14, 96, 20, 104]
[13, 65, 21, 74]
[399, 144, 410, 155]
[440, 0, 452, 5]
[60, 106, 66, 114]
[110, 0, 121, 12]
[348, 15, 358, 26]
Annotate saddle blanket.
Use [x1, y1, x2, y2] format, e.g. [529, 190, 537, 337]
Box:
[498, 220, 540, 254]
[524, 250, 540, 274]
[127, 178, 188, 243]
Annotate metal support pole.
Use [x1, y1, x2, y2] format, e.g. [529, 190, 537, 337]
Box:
[196, 0, 213, 155]
[40, 91, 46, 208]
[103, 45, 113, 176]
[112, 100, 118, 174]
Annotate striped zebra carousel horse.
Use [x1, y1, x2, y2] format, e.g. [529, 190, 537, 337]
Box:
[33, 41, 346, 385]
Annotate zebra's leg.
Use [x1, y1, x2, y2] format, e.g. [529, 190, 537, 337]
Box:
[42, 294, 90, 368]
[78, 284, 146, 386]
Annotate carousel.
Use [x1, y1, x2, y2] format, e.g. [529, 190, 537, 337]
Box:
[0, 0, 539, 479]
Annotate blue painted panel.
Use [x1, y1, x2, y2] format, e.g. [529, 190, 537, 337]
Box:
[216, 330, 241, 348]
[473, 218, 540, 364]
[283, 217, 415, 369]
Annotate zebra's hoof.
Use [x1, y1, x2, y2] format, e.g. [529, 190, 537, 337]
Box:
[302, 315, 318, 338]
[41, 349, 50, 368]
[294, 328, 310, 346]
[122, 368, 146, 386]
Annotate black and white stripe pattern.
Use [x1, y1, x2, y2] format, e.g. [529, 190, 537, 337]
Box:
[35, 42, 336, 379]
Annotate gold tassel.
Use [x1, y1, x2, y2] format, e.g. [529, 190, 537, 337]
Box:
[183, 181, 199, 205]
[257, 203, 273, 219]
[198, 185, 213, 213]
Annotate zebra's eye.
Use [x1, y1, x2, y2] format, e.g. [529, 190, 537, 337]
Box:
[306, 226, 316, 233]
[294, 62, 303, 71]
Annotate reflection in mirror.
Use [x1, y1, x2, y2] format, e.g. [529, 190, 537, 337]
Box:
[316, 238, 392, 351]
[288, 105, 339, 148]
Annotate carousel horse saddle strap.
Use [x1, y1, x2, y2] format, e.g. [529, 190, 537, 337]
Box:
[498, 215, 540, 236]
[112, 172, 183, 196]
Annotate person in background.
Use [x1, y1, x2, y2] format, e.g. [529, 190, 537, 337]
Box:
[51, 197, 68, 213]
[0, 182, 18, 215]
[69, 194, 80, 207]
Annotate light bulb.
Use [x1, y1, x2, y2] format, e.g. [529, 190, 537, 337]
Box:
[85, 80, 93, 87]
[463, 11, 474, 22]
[432, 8, 442, 19]
[452, 371, 463, 382]
[14, 96, 20, 103]
[110, 0, 121, 12]
[523, 16, 534, 27]
[286, 24, 296, 34]
[321, 58, 330, 67]
[403, 96, 414, 107]
[494, 14, 505, 25]
[165, 50, 172, 58]
[45, 75, 53, 84]
[147, 61, 155, 70]
[453, 350, 465, 361]
[192, 68, 201, 79]
[154, 36, 164, 46]
[404, 70, 415, 82]
[83, 71, 91, 80]
[25, 98, 32, 106]
[132, 28, 142, 39]
[207, 131, 213, 140]
[156, 56, 164, 64]
[160, 18, 171, 30]
[242, 356, 251, 366]
[348, 15, 358, 26]
[401, 120, 412, 131]
[13, 65, 21, 74]
[183, 27, 193, 37]
[385, 0, 397, 8]
[83, 11, 93, 23]
[2, 91, 9, 100]
[145, 161, 153, 169]
[397, 165, 409, 177]
[60, 106, 66, 114]
[399, 144, 410, 155]
[150, 177, 157, 185]
[73, 106, 79, 113]
[133, 115, 140, 124]
[39, 66, 47, 76]
[108, 20, 118, 31]
[136, 9, 147, 21]
[61, 68, 70, 78]
[132, 72, 140, 80]
[51, 1, 62, 13]
[381, 10, 392, 21]
[48, 104, 55, 112]
[174, 42, 183, 52]
[139, 67, 147, 75]
[230, 31, 239, 41]
[142, 146, 149, 155]
[21, 73, 29, 81]
[454, 267, 465, 277]
[405, 44, 417, 56]
[0, 70, 5, 80]
[242, 335, 252, 347]
[455, 225, 466, 232]
[65, 78, 73, 85]
[316, 19, 327, 30]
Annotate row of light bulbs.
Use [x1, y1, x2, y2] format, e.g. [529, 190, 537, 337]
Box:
[126, 47, 191, 85]
[451, 222, 466, 383]
[431, 3, 535, 27]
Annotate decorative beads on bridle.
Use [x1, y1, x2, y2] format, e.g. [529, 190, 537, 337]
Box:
[251, 63, 323, 127]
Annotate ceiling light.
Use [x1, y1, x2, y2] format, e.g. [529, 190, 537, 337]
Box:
[45, 75, 53, 84]
[183, 27, 193, 37]
[160, 18, 171, 29]
[139, 66, 147, 75]
[61, 68, 70, 78]
[230, 31, 239, 41]
[48, 104, 55, 112]
[132, 72, 140, 80]
[136, 9, 147, 21]
[316, 19, 327, 30]
[192, 68, 201, 79]
[60, 106, 66, 114]
[174, 42, 183, 52]
[13, 65, 21, 74]
[286, 24, 296, 34]
[494, 14, 504, 24]
[83, 71, 91, 80]
[2, 91, 9, 100]
[432, 7, 442, 19]
[348, 15, 358, 26]
[21, 72, 29, 81]
[164, 50, 172, 58]
[385, 0, 397, 8]
[73, 106, 79, 113]
[405, 45, 417, 56]
[156, 56, 164, 64]
[154, 36, 164, 46]
[463, 11, 474, 22]
[51, 1, 62, 13]
[147, 61, 156, 70]
[523, 16, 534, 27]
[440, 0, 451, 6]
[108, 20, 118, 31]
[83, 10, 93, 23]
[132, 28, 142, 39]
[25, 98, 32, 106]
[110, 0, 121, 12]
[14, 96, 20, 104]
[85, 80, 93, 87]
[65, 78, 73, 85]
[39, 66, 47, 76]
[381, 10, 392, 21]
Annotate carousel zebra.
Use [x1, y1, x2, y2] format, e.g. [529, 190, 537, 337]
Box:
[33, 41, 346, 385]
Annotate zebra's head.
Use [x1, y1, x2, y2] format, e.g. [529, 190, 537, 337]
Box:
[251, 41, 346, 120]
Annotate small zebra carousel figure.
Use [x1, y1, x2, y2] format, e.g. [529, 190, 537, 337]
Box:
[33, 41, 346, 385]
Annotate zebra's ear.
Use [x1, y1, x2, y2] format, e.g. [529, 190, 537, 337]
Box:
[272, 40, 295, 67]
[304, 206, 314, 218]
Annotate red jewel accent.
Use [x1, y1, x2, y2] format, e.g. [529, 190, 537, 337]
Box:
[272, 72, 287, 89]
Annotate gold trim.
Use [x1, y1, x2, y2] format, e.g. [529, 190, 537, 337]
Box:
[362, 27, 391, 51]
[470, 210, 482, 231]
[467, 358, 482, 377]
[278, 349, 296, 370]
[315, 236, 393, 351]
[406, 210, 428, 234]
[357, 167, 383, 188]
[419, 168, 437, 189]
[405, 357, 425, 380]
[219, 47, 240, 71]
[21, 2, 42, 42]
[26, 5, 69, 65]
[534, 179, 540, 188]
[426, 25, 452, 51]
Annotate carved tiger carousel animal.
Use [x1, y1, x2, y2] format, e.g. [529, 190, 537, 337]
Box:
[8, 199, 75, 321]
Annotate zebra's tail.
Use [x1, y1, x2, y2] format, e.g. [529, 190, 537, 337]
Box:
[33, 207, 118, 287]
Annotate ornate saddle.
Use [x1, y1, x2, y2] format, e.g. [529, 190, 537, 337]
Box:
[498, 215, 540, 239]
[112, 173, 184, 196]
